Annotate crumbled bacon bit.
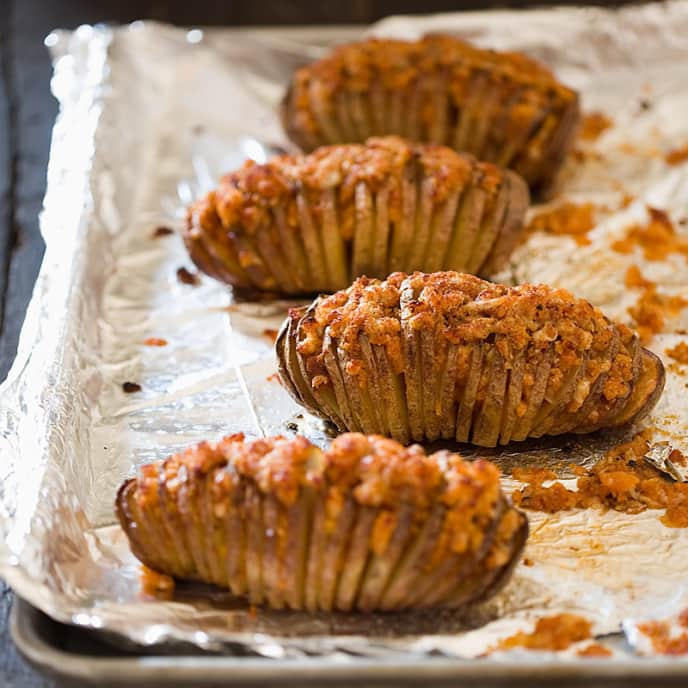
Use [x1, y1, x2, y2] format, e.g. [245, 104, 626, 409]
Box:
[496, 614, 592, 652]
[122, 381, 142, 393]
[263, 328, 278, 343]
[144, 337, 168, 347]
[578, 112, 613, 142]
[152, 226, 174, 238]
[666, 341, 688, 365]
[666, 144, 688, 166]
[522, 557, 534, 567]
[177, 267, 200, 286]
[612, 206, 688, 262]
[513, 429, 688, 527]
[577, 643, 612, 658]
[637, 620, 688, 655]
[527, 202, 596, 246]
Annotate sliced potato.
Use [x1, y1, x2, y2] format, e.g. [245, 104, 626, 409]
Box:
[455, 342, 485, 443]
[277, 273, 664, 447]
[510, 345, 555, 442]
[334, 506, 376, 611]
[260, 494, 284, 609]
[244, 483, 265, 605]
[471, 340, 509, 447]
[117, 433, 526, 612]
[357, 506, 414, 612]
[351, 181, 375, 280]
[499, 345, 526, 445]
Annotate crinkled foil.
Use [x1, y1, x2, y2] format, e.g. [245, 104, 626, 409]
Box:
[1, 2, 688, 660]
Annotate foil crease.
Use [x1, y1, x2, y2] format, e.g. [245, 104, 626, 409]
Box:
[1, 2, 688, 659]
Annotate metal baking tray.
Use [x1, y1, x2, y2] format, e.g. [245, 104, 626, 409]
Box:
[4, 5, 688, 683]
[13, 597, 688, 687]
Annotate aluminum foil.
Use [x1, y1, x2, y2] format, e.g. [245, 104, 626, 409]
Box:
[1, 2, 688, 661]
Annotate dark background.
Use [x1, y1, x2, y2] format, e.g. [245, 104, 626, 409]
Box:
[0, 1, 642, 686]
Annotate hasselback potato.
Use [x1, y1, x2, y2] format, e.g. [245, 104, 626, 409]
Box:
[116, 432, 527, 612]
[282, 35, 580, 190]
[277, 272, 665, 447]
[185, 136, 528, 294]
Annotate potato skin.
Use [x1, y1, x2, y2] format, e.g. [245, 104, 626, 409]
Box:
[185, 137, 529, 295]
[282, 35, 580, 191]
[277, 271, 665, 447]
[116, 432, 527, 612]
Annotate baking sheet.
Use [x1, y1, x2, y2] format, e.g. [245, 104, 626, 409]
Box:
[0, 2, 688, 661]
[11, 598, 678, 687]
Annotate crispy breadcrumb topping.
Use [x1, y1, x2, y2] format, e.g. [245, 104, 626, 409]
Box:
[526, 201, 597, 246]
[665, 143, 688, 166]
[578, 112, 613, 142]
[191, 137, 481, 238]
[624, 265, 654, 290]
[300, 271, 636, 401]
[612, 206, 688, 262]
[576, 643, 612, 658]
[637, 615, 688, 655]
[624, 264, 687, 344]
[140, 565, 175, 600]
[512, 430, 688, 527]
[496, 613, 592, 652]
[632, 291, 686, 343]
[666, 341, 688, 365]
[288, 35, 576, 137]
[133, 432, 511, 555]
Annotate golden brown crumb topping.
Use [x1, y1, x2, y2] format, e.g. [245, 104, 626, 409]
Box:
[637, 617, 688, 655]
[612, 206, 688, 262]
[624, 265, 654, 290]
[526, 201, 597, 246]
[576, 643, 613, 658]
[624, 262, 687, 344]
[134, 432, 507, 555]
[193, 137, 478, 238]
[496, 613, 593, 652]
[578, 112, 613, 142]
[627, 283, 688, 345]
[140, 565, 175, 600]
[665, 143, 688, 166]
[298, 271, 635, 400]
[288, 35, 576, 137]
[666, 341, 688, 365]
[513, 430, 688, 527]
